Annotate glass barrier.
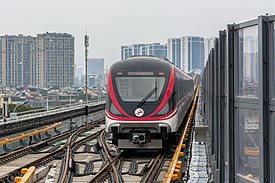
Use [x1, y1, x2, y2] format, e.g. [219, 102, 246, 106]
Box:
[236, 108, 260, 182]
[273, 23, 275, 98]
[271, 112, 275, 183]
[237, 26, 259, 98]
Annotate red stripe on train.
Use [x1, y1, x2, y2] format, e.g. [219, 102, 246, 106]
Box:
[105, 106, 177, 121]
[107, 66, 175, 119]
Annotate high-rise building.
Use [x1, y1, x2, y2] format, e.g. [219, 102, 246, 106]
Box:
[132, 44, 145, 56]
[144, 43, 167, 58]
[139, 45, 147, 56]
[121, 43, 167, 60]
[0, 35, 36, 87]
[121, 44, 145, 60]
[0, 33, 74, 88]
[87, 58, 104, 76]
[36, 32, 74, 88]
[204, 37, 215, 66]
[181, 36, 204, 73]
[167, 38, 181, 68]
[121, 45, 132, 60]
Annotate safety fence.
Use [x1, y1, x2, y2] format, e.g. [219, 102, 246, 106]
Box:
[0, 100, 105, 125]
[202, 15, 275, 183]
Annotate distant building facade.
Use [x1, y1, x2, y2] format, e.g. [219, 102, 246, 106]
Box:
[119, 36, 213, 73]
[37, 33, 74, 88]
[88, 74, 97, 87]
[74, 67, 84, 87]
[181, 36, 204, 73]
[0, 33, 75, 88]
[121, 44, 145, 59]
[167, 38, 181, 68]
[121, 43, 167, 60]
[204, 37, 215, 66]
[0, 35, 36, 87]
[143, 43, 167, 58]
[87, 58, 104, 75]
[121, 45, 133, 60]
[87, 58, 105, 87]
[75, 67, 83, 78]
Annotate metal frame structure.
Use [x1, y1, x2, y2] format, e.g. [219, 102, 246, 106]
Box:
[269, 16, 275, 183]
[219, 30, 226, 183]
[202, 15, 275, 182]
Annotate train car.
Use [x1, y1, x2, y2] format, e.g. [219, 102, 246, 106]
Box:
[105, 56, 195, 149]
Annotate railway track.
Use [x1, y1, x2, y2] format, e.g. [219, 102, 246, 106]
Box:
[57, 124, 104, 183]
[0, 113, 196, 183]
[87, 128, 192, 183]
[0, 122, 104, 183]
[53, 129, 169, 183]
[87, 98, 196, 183]
[0, 130, 72, 166]
[0, 88, 198, 183]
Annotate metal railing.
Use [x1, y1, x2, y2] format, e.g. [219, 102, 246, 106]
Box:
[0, 122, 61, 146]
[0, 100, 105, 125]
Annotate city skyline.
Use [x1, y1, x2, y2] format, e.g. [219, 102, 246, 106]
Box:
[121, 43, 167, 60]
[1, 0, 274, 69]
[122, 36, 209, 73]
[0, 33, 74, 88]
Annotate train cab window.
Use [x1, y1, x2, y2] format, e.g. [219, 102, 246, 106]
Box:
[115, 77, 165, 102]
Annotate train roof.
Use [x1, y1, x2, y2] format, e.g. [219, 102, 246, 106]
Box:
[110, 56, 174, 72]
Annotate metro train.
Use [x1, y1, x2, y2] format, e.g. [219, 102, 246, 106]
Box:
[105, 56, 196, 149]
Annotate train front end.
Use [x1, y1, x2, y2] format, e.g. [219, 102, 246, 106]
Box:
[105, 57, 177, 149]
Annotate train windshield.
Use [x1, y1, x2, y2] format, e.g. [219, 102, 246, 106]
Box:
[115, 77, 165, 102]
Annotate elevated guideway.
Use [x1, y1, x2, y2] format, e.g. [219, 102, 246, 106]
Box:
[0, 101, 105, 137]
[3, 13, 275, 183]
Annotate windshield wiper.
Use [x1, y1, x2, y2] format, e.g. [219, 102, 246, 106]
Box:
[137, 87, 158, 108]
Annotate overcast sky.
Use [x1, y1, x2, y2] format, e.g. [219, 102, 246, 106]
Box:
[1, 0, 275, 69]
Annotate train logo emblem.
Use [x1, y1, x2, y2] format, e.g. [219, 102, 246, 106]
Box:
[135, 108, 144, 117]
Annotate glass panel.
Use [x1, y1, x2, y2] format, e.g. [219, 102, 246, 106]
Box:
[271, 112, 275, 183]
[235, 108, 260, 182]
[115, 77, 165, 102]
[237, 26, 259, 98]
[273, 23, 275, 98]
[224, 55, 229, 180]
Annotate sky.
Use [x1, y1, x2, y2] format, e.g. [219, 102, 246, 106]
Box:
[1, 0, 275, 70]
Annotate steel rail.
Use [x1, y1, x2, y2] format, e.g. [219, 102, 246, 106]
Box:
[0, 147, 64, 181]
[0, 122, 103, 182]
[0, 127, 73, 166]
[58, 125, 104, 183]
[58, 125, 86, 183]
[0, 115, 105, 166]
[88, 153, 121, 183]
[140, 150, 167, 183]
[163, 84, 200, 183]
[99, 131, 120, 183]
[88, 131, 122, 183]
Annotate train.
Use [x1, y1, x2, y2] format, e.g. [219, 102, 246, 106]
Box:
[105, 56, 196, 149]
